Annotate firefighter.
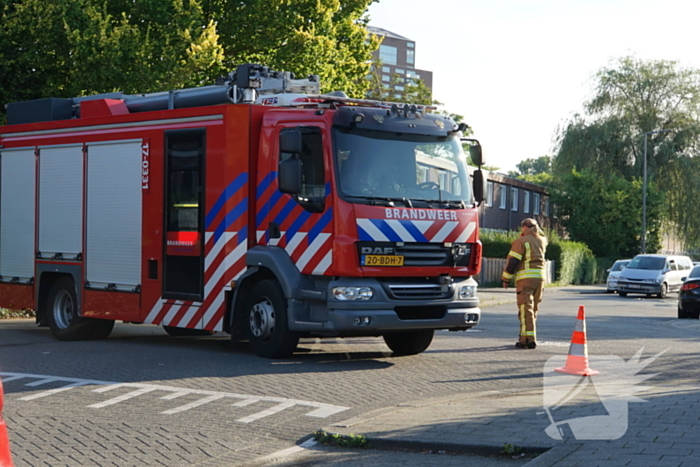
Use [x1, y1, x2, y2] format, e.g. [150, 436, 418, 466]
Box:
[501, 218, 548, 349]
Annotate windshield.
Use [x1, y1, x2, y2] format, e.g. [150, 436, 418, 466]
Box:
[333, 128, 473, 205]
[627, 256, 666, 270]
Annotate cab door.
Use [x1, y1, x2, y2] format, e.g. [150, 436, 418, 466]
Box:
[163, 129, 205, 300]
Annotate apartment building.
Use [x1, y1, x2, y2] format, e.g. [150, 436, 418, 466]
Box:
[367, 26, 433, 97]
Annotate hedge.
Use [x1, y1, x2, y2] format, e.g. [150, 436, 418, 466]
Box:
[480, 229, 598, 286]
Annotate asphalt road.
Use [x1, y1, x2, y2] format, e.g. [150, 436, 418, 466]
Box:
[0, 286, 695, 466]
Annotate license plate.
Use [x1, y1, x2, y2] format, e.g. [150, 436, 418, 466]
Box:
[629, 285, 641, 289]
[361, 255, 404, 266]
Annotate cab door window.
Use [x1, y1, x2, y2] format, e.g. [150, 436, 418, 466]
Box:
[280, 127, 325, 211]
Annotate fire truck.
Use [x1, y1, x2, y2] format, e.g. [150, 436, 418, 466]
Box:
[0, 64, 485, 358]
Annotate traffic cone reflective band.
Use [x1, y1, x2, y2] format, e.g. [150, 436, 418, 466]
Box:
[555, 305, 599, 376]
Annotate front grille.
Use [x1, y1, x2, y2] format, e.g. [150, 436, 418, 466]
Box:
[387, 283, 451, 300]
[394, 306, 447, 320]
[396, 243, 450, 266]
[357, 242, 472, 267]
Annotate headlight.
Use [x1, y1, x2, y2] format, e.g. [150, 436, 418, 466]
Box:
[333, 287, 373, 300]
[459, 285, 476, 299]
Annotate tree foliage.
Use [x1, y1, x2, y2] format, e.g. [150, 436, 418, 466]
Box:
[0, 0, 378, 121]
[0, 0, 223, 111]
[553, 56, 700, 251]
[201, 0, 379, 98]
[551, 170, 663, 258]
[509, 155, 551, 178]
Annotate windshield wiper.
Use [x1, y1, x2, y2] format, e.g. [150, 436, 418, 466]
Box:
[411, 199, 466, 209]
[345, 196, 412, 207]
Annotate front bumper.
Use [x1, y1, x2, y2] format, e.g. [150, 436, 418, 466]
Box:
[288, 276, 481, 336]
[616, 282, 660, 294]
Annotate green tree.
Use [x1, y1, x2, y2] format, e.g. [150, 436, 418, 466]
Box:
[553, 56, 700, 250]
[551, 170, 663, 258]
[509, 156, 551, 178]
[0, 0, 223, 119]
[201, 0, 379, 98]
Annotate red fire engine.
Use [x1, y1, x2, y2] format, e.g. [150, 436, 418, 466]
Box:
[0, 64, 485, 358]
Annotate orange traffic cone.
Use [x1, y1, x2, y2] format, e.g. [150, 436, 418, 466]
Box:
[555, 305, 599, 376]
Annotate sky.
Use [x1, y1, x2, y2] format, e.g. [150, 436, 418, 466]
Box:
[366, 0, 700, 173]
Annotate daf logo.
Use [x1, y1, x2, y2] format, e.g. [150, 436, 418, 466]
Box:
[361, 247, 395, 255]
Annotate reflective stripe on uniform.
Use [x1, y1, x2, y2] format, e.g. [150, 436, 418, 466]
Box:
[519, 304, 526, 337]
[502, 272, 514, 281]
[508, 250, 523, 260]
[515, 268, 545, 281]
[524, 242, 531, 271]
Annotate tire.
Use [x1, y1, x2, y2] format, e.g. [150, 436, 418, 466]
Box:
[46, 277, 114, 340]
[618, 292, 628, 297]
[678, 305, 691, 319]
[657, 283, 668, 299]
[245, 280, 299, 358]
[383, 329, 435, 356]
[163, 326, 216, 337]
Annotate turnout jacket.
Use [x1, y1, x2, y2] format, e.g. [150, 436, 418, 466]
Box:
[501, 232, 548, 282]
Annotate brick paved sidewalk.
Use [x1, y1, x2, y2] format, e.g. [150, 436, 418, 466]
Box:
[324, 373, 699, 466]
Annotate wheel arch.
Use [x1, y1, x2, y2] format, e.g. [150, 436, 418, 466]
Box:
[36, 270, 81, 327]
[225, 246, 313, 337]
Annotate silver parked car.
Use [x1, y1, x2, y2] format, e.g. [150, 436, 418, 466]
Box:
[606, 259, 631, 293]
[616, 254, 693, 299]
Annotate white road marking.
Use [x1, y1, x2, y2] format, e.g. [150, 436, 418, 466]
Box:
[237, 401, 297, 423]
[0, 372, 349, 422]
[162, 394, 227, 415]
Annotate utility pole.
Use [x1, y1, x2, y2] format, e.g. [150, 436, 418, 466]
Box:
[641, 129, 671, 253]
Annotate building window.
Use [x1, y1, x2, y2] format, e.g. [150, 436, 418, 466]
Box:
[395, 85, 404, 91]
[486, 181, 493, 207]
[407, 42, 415, 48]
[523, 191, 530, 214]
[381, 66, 391, 73]
[499, 184, 507, 209]
[396, 68, 405, 74]
[544, 197, 550, 216]
[534, 193, 541, 215]
[379, 45, 397, 65]
[510, 187, 518, 211]
[381, 74, 390, 82]
[406, 49, 415, 65]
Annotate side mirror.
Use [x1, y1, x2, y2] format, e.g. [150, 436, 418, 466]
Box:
[461, 138, 484, 166]
[682, 276, 687, 282]
[472, 169, 484, 204]
[278, 159, 302, 194]
[280, 130, 302, 154]
[606, 269, 611, 273]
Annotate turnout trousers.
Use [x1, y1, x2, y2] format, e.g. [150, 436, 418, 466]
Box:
[516, 277, 544, 345]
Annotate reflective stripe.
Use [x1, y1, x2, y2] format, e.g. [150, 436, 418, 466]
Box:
[524, 242, 531, 270]
[519, 304, 526, 337]
[574, 319, 585, 333]
[524, 331, 535, 336]
[515, 269, 544, 280]
[567, 343, 587, 357]
[508, 250, 523, 260]
[502, 272, 514, 280]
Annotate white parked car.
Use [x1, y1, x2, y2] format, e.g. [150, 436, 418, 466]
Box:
[606, 259, 631, 293]
[617, 254, 693, 299]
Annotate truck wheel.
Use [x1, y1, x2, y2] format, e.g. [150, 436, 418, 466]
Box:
[657, 283, 668, 299]
[163, 326, 216, 337]
[245, 280, 299, 358]
[46, 277, 114, 340]
[383, 330, 435, 356]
